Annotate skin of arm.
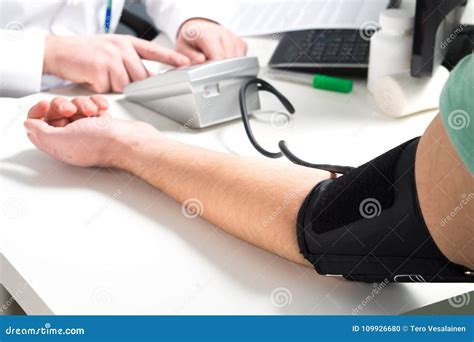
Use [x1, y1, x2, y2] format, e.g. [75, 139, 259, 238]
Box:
[24, 97, 473, 270]
[24, 97, 328, 266]
[415, 115, 474, 270]
[115, 135, 329, 266]
[114, 118, 474, 270]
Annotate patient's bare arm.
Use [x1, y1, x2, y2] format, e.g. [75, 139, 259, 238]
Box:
[116, 136, 330, 266]
[113, 115, 474, 270]
[24, 97, 473, 269]
[416, 115, 474, 270]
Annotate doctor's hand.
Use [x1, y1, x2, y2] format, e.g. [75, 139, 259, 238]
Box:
[176, 19, 247, 63]
[43, 34, 191, 93]
[24, 96, 161, 167]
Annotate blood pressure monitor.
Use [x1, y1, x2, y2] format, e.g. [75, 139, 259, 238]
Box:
[124, 57, 260, 128]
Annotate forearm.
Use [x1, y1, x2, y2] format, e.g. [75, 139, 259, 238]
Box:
[25, 93, 473, 281]
[116, 135, 331, 266]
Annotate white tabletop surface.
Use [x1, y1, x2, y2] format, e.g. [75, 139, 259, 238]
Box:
[1, 37, 472, 315]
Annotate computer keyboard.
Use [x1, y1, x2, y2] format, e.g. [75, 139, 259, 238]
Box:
[269, 29, 376, 77]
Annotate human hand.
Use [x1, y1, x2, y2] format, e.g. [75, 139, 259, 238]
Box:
[176, 18, 247, 63]
[43, 34, 191, 93]
[24, 96, 160, 167]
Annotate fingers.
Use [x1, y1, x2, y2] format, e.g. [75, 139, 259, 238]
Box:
[24, 119, 59, 155]
[50, 97, 77, 116]
[220, 34, 236, 59]
[177, 20, 246, 61]
[28, 97, 75, 127]
[28, 100, 51, 119]
[91, 37, 172, 91]
[198, 33, 246, 60]
[87, 71, 111, 94]
[71, 97, 98, 117]
[131, 37, 190, 66]
[220, 35, 247, 58]
[49, 118, 70, 127]
[91, 95, 109, 111]
[176, 43, 206, 64]
[70, 96, 109, 121]
[108, 60, 130, 93]
[235, 38, 248, 56]
[195, 34, 224, 60]
[44, 97, 77, 124]
[27, 96, 109, 127]
[122, 47, 149, 82]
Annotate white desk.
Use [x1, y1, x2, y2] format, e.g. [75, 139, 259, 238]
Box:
[1, 37, 472, 315]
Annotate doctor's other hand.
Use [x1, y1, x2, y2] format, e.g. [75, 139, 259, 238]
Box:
[24, 96, 160, 167]
[43, 34, 191, 93]
[176, 18, 247, 63]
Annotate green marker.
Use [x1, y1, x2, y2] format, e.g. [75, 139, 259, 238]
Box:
[312, 74, 352, 93]
[265, 69, 353, 93]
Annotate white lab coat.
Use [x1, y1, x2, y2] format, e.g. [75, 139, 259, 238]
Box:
[0, 0, 236, 97]
[0, 0, 403, 97]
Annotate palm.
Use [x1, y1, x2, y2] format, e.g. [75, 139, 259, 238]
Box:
[40, 115, 116, 167]
[64, 114, 114, 138]
[26, 96, 160, 168]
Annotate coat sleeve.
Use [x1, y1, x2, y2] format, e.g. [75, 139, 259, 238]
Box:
[142, 0, 238, 42]
[0, 29, 45, 98]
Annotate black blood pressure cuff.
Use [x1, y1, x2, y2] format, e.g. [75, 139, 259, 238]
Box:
[297, 138, 473, 283]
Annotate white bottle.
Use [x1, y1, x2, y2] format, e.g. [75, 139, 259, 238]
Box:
[367, 9, 414, 93]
